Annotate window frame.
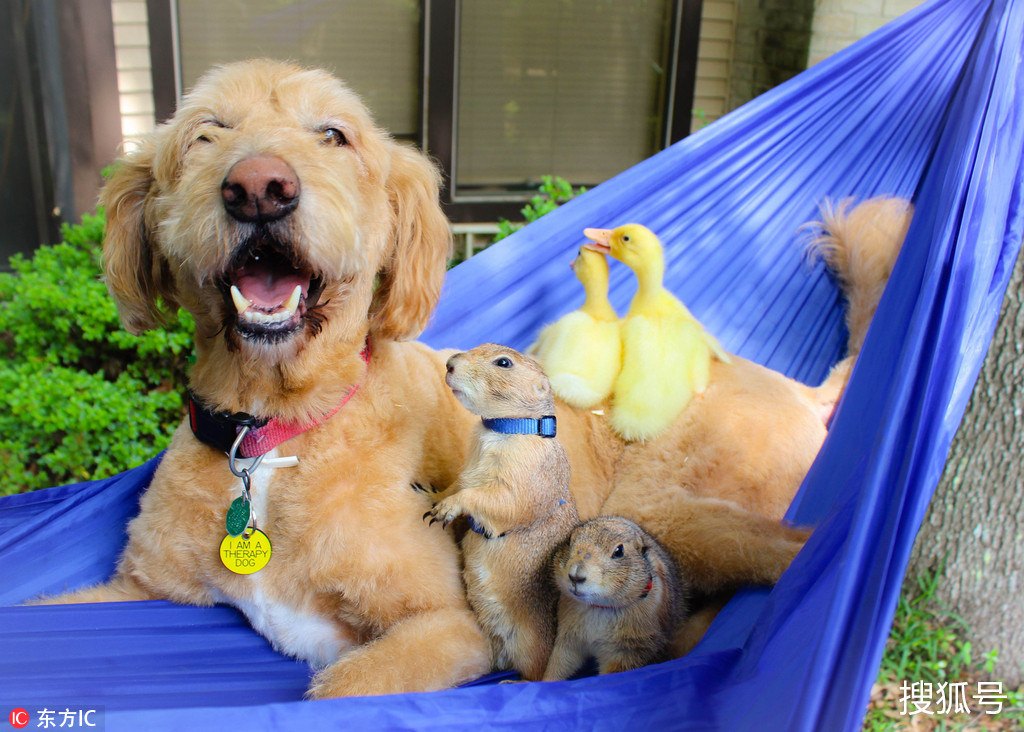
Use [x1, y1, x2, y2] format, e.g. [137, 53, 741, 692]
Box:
[145, 0, 702, 223]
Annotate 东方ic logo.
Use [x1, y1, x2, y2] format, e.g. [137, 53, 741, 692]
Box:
[8, 709, 29, 729]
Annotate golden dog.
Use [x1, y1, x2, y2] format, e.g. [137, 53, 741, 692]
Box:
[41, 59, 908, 698]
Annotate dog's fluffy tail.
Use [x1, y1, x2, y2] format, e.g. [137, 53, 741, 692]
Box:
[806, 195, 913, 408]
[809, 195, 913, 357]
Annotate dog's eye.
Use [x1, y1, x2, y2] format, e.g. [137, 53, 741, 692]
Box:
[493, 357, 513, 369]
[612, 544, 624, 558]
[194, 119, 228, 145]
[321, 128, 348, 147]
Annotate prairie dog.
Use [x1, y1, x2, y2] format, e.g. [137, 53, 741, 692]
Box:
[425, 343, 579, 680]
[544, 516, 688, 679]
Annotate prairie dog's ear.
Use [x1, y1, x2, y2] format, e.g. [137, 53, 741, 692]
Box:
[100, 139, 177, 334]
[369, 142, 452, 340]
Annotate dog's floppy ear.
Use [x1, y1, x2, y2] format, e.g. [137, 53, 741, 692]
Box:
[370, 142, 453, 340]
[100, 139, 176, 334]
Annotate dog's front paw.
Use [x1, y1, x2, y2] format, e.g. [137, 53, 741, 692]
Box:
[423, 497, 463, 529]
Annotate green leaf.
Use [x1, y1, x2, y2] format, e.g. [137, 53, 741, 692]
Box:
[0, 212, 192, 495]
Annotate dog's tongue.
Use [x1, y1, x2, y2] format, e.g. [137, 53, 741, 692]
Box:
[234, 261, 309, 309]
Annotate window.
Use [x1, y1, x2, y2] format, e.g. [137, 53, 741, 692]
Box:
[453, 0, 674, 195]
[146, 0, 700, 221]
[175, 0, 421, 139]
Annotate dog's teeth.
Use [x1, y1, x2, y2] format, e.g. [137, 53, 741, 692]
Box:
[284, 285, 302, 314]
[241, 308, 298, 326]
[235, 284, 302, 326]
[231, 285, 252, 314]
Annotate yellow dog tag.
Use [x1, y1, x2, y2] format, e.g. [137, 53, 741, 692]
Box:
[219, 529, 272, 574]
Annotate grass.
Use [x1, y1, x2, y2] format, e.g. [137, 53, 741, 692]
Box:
[864, 568, 1023, 730]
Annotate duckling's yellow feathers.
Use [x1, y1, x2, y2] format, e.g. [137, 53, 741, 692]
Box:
[630, 291, 732, 365]
[586, 222, 732, 441]
[530, 312, 621, 409]
[610, 312, 714, 442]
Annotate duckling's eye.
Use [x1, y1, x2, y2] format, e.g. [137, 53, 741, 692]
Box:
[622, 235, 631, 243]
[611, 544, 625, 559]
[493, 357, 513, 369]
[320, 127, 348, 147]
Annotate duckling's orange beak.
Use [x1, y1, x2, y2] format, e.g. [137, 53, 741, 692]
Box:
[583, 227, 612, 255]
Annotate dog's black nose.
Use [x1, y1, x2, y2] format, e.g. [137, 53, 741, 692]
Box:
[222, 155, 301, 223]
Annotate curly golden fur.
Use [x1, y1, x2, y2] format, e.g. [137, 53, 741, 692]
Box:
[36, 59, 909, 698]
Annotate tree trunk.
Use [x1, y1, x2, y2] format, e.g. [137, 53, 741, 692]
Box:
[907, 246, 1024, 686]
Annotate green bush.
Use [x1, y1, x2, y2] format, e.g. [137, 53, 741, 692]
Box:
[493, 175, 587, 243]
[446, 176, 587, 269]
[0, 212, 194, 494]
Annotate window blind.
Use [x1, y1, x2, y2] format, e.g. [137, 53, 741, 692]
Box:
[176, 0, 421, 138]
[454, 0, 673, 193]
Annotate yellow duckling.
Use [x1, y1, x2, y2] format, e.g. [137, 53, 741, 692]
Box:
[529, 247, 622, 409]
[584, 224, 731, 442]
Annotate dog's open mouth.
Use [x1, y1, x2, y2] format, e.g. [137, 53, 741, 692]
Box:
[218, 237, 325, 342]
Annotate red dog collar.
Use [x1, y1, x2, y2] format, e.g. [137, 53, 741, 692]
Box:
[189, 340, 370, 457]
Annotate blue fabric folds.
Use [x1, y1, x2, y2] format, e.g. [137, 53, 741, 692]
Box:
[2, 0, 1022, 728]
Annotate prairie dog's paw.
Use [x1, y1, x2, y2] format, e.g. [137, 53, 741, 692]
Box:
[423, 497, 464, 529]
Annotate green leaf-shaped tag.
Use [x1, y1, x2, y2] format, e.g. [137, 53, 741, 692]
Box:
[225, 495, 251, 537]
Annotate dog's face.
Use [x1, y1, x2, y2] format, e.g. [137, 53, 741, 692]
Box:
[102, 59, 452, 364]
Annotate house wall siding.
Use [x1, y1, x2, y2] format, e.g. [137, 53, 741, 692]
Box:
[692, 0, 738, 132]
[111, 0, 155, 138]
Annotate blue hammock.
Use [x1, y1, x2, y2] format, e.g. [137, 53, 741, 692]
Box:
[2, 0, 1022, 728]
